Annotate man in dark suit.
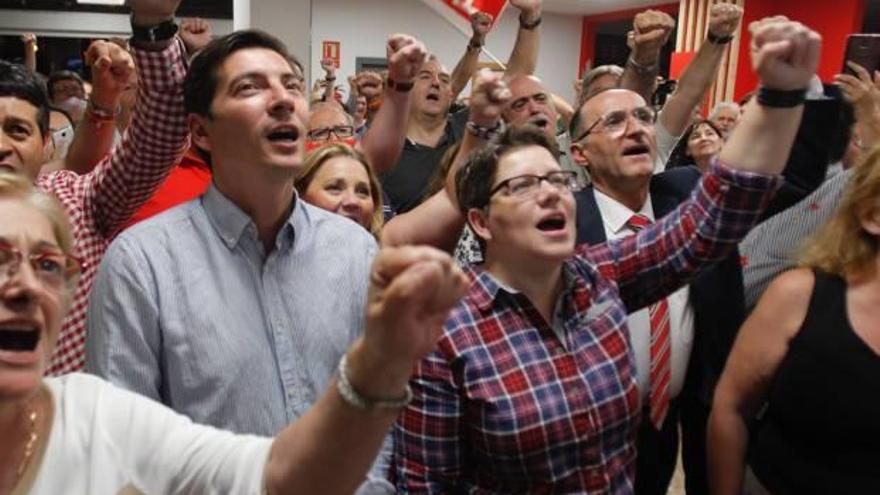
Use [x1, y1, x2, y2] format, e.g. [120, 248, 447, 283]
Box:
[567, 84, 843, 495]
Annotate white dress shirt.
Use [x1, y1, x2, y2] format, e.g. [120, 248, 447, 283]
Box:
[593, 189, 695, 400]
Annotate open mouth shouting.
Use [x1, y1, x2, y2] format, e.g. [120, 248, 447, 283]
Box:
[535, 211, 568, 238]
[265, 124, 301, 153]
[621, 143, 652, 161]
[527, 114, 551, 131]
[0, 321, 41, 366]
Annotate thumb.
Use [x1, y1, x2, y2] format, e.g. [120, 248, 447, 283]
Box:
[755, 39, 793, 67]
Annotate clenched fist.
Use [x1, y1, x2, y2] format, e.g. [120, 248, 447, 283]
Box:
[386, 34, 428, 84]
[749, 16, 821, 91]
[84, 40, 136, 108]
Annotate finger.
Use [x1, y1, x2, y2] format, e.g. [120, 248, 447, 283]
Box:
[634, 29, 667, 45]
[757, 39, 793, 69]
[834, 73, 860, 86]
[846, 61, 872, 82]
[371, 246, 456, 288]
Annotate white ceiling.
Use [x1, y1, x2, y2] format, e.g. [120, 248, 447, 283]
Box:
[542, 0, 676, 16]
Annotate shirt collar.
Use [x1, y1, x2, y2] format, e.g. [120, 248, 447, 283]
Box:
[592, 188, 655, 235]
[202, 183, 299, 250]
[469, 264, 580, 313]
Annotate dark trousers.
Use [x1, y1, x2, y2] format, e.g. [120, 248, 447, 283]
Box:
[634, 401, 681, 495]
[679, 394, 710, 495]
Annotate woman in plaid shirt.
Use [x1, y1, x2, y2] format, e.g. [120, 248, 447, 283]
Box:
[393, 16, 821, 494]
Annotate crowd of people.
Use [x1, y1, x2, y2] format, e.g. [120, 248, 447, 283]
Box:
[0, 0, 878, 493]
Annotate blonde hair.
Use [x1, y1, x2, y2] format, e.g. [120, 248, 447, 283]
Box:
[295, 144, 384, 238]
[0, 172, 78, 293]
[799, 146, 880, 279]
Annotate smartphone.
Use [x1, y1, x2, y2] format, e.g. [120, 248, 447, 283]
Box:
[843, 34, 880, 76]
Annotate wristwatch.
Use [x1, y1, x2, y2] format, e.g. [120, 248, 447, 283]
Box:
[130, 16, 179, 44]
[386, 76, 414, 93]
[707, 31, 734, 45]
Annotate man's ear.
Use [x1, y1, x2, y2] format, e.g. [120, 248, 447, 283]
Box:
[467, 207, 493, 244]
[569, 142, 591, 171]
[41, 132, 53, 163]
[188, 113, 212, 154]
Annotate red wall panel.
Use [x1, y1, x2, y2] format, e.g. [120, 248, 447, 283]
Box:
[733, 0, 866, 100]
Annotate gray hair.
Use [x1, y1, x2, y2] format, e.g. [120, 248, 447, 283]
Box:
[709, 101, 741, 120]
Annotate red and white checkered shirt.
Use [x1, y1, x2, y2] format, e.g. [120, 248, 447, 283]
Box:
[39, 39, 189, 375]
[394, 162, 780, 494]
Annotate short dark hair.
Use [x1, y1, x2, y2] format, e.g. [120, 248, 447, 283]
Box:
[456, 126, 560, 214]
[46, 70, 84, 100]
[666, 119, 724, 169]
[0, 60, 50, 137]
[184, 29, 300, 165]
[184, 29, 298, 118]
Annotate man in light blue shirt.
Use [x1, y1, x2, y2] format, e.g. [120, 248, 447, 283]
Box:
[85, 29, 397, 492]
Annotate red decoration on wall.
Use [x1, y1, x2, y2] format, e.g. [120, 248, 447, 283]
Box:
[439, 0, 507, 23]
[322, 40, 341, 68]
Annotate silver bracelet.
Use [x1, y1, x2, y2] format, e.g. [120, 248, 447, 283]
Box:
[626, 56, 658, 75]
[336, 354, 412, 411]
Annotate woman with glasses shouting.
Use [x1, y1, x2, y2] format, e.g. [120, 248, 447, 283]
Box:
[392, 15, 823, 493]
[0, 170, 469, 494]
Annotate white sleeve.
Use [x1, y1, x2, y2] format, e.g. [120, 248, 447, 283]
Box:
[653, 118, 681, 173]
[91, 376, 274, 495]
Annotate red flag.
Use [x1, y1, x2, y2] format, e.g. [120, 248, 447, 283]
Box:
[418, 0, 508, 35]
[440, 0, 507, 23]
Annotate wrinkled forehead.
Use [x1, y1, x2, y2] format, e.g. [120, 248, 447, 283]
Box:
[422, 58, 450, 79]
[583, 89, 647, 121]
[509, 75, 548, 100]
[308, 105, 350, 129]
[716, 107, 739, 119]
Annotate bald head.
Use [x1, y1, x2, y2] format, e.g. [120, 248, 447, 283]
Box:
[503, 75, 558, 140]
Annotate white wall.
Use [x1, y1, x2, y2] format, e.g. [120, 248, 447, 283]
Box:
[310, 0, 583, 103]
[0, 9, 233, 38]
[249, 0, 311, 78]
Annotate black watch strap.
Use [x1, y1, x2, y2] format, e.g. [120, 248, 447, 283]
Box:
[706, 31, 734, 44]
[130, 16, 179, 43]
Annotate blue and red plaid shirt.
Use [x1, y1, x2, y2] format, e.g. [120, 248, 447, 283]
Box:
[394, 161, 780, 494]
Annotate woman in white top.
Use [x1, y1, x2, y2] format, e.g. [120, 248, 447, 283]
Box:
[0, 172, 467, 495]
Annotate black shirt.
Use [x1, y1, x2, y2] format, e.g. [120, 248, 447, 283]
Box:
[380, 109, 469, 213]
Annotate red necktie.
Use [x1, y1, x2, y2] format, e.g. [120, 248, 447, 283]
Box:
[627, 214, 671, 429]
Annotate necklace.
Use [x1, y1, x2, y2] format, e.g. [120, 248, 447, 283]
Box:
[15, 401, 38, 480]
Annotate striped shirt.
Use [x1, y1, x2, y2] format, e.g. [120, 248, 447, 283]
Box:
[740, 168, 852, 308]
[85, 185, 378, 434]
[394, 161, 780, 494]
[40, 39, 189, 375]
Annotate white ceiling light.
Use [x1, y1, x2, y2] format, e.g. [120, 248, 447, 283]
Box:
[76, 0, 126, 5]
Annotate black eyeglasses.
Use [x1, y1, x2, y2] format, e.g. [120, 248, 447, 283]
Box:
[306, 125, 355, 142]
[489, 170, 582, 199]
[574, 106, 657, 142]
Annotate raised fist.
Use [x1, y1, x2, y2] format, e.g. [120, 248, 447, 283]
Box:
[126, 0, 181, 26]
[355, 71, 384, 98]
[20, 33, 37, 47]
[84, 40, 136, 107]
[470, 12, 493, 41]
[708, 2, 743, 40]
[629, 9, 675, 63]
[469, 69, 512, 127]
[321, 58, 336, 76]
[386, 34, 428, 84]
[749, 16, 821, 91]
[179, 18, 213, 54]
[510, 0, 542, 21]
[360, 246, 468, 377]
